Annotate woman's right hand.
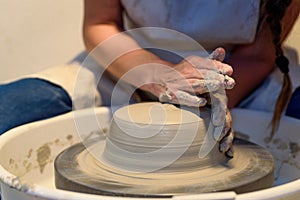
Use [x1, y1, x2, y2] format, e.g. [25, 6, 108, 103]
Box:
[145, 48, 235, 107]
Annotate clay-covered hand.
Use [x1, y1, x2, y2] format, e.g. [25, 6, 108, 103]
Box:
[157, 47, 235, 157]
[157, 48, 235, 107]
[207, 48, 235, 157]
[218, 109, 235, 157]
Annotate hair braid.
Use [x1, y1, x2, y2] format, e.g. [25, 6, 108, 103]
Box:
[263, 0, 293, 138]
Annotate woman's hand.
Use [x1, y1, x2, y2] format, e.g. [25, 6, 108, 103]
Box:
[151, 48, 235, 107]
[147, 47, 235, 157]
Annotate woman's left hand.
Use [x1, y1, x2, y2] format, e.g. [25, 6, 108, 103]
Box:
[158, 47, 235, 157]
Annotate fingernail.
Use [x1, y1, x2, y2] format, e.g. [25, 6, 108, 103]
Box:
[174, 90, 207, 107]
[159, 91, 172, 102]
[192, 80, 202, 87]
[187, 96, 207, 107]
[208, 48, 224, 61]
[219, 142, 227, 153]
[208, 50, 219, 60]
[197, 97, 207, 106]
[225, 147, 234, 158]
[224, 75, 235, 89]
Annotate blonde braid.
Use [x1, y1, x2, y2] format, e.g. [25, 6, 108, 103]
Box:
[263, 0, 293, 138]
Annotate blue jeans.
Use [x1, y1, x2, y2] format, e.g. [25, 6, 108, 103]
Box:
[0, 78, 72, 135]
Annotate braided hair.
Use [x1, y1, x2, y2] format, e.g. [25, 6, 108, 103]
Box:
[262, 0, 293, 137]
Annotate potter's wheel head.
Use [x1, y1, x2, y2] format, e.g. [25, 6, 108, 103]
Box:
[54, 138, 274, 197]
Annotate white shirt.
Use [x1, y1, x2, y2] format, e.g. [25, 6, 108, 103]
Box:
[121, 0, 261, 51]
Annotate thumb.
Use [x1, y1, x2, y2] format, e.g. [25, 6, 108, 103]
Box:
[208, 47, 226, 62]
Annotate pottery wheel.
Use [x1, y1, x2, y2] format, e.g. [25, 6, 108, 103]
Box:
[55, 103, 274, 197]
[55, 138, 274, 197]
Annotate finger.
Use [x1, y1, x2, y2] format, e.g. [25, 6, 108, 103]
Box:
[225, 109, 233, 127]
[192, 79, 223, 93]
[215, 109, 232, 141]
[210, 91, 227, 127]
[225, 145, 234, 158]
[149, 83, 168, 99]
[158, 89, 172, 102]
[203, 71, 235, 90]
[208, 47, 226, 62]
[185, 56, 233, 76]
[165, 73, 235, 93]
[167, 79, 222, 94]
[224, 75, 236, 89]
[219, 128, 234, 154]
[213, 60, 233, 76]
[169, 89, 207, 107]
[208, 47, 233, 76]
[212, 102, 226, 127]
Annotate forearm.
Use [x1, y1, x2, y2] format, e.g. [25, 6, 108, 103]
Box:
[83, 23, 173, 95]
[83, 0, 170, 80]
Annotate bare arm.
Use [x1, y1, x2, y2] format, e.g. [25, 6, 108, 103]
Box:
[83, 0, 122, 52]
[83, 0, 177, 99]
[83, 0, 175, 96]
[226, 0, 300, 108]
[83, 0, 233, 99]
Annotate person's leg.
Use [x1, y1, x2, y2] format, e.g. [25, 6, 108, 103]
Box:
[286, 87, 300, 119]
[0, 78, 72, 135]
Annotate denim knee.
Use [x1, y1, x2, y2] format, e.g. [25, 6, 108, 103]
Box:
[0, 78, 72, 135]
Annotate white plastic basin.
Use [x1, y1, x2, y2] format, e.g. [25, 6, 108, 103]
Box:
[0, 107, 299, 200]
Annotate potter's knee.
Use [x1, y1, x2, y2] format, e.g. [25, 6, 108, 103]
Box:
[0, 78, 72, 135]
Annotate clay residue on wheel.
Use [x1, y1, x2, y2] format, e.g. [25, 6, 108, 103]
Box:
[27, 148, 33, 159]
[66, 134, 73, 141]
[36, 143, 51, 173]
[6, 135, 77, 178]
[263, 136, 300, 180]
[290, 142, 300, 157]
